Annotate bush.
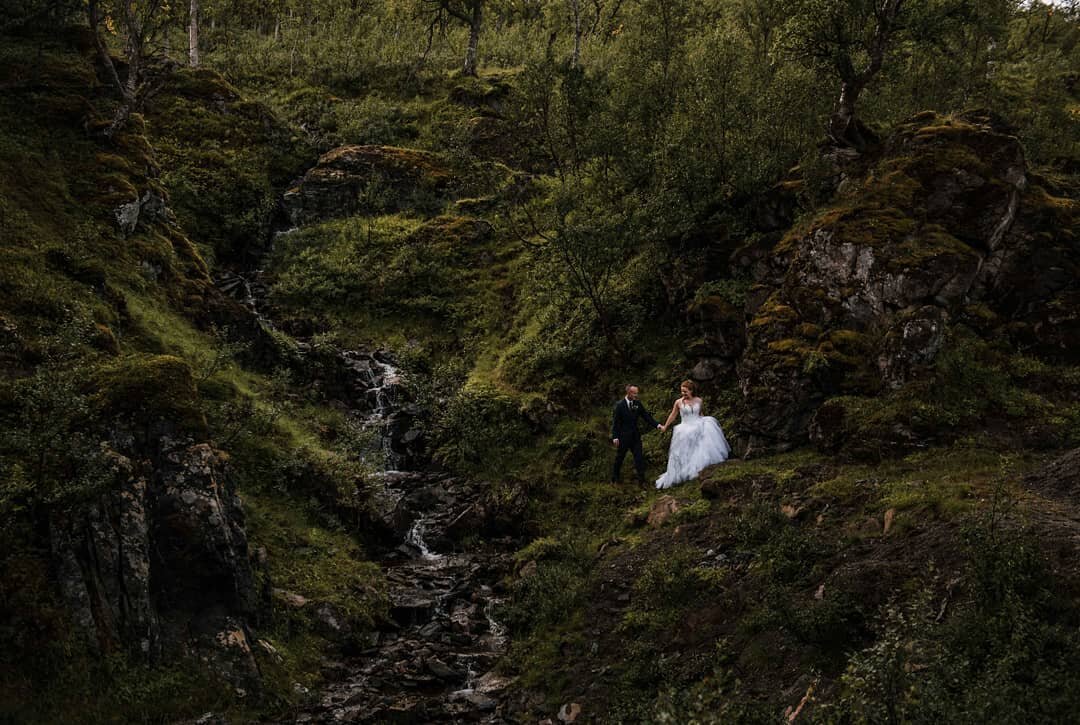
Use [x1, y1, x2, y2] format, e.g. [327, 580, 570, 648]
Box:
[502, 535, 593, 636]
[432, 382, 533, 474]
[824, 503, 1080, 724]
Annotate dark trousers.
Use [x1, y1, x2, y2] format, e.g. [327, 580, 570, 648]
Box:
[612, 436, 646, 483]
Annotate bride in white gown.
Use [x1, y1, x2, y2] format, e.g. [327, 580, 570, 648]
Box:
[656, 380, 731, 489]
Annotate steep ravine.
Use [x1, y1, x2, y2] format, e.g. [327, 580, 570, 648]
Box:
[217, 202, 520, 722]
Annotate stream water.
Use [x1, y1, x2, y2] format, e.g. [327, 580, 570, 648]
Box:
[218, 244, 516, 723]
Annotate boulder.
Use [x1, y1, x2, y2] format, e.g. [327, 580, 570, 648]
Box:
[49, 441, 261, 678]
[736, 111, 1035, 451]
[646, 496, 682, 528]
[425, 657, 465, 683]
[311, 601, 352, 642]
[49, 449, 159, 659]
[151, 443, 258, 618]
[283, 145, 457, 225]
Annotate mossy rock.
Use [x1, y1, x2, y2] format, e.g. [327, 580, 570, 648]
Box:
[737, 111, 1039, 449]
[145, 67, 312, 263]
[93, 354, 206, 434]
[166, 67, 241, 102]
[283, 144, 459, 225]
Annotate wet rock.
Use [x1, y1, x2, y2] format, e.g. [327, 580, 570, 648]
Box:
[647, 496, 682, 528]
[450, 601, 475, 633]
[464, 691, 498, 711]
[312, 601, 352, 641]
[389, 591, 438, 626]
[474, 670, 516, 696]
[558, 702, 583, 723]
[426, 657, 465, 682]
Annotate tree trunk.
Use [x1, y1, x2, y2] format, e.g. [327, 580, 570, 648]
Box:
[824, 0, 904, 152]
[87, 0, 137, 139]
[569, 0, 582, 68]
[188, 0, 200, 67]
[829, 79, 862, 148]
[463, 1, 482, 76]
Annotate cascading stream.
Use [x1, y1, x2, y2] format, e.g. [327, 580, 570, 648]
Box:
[226, 202, 517, 724]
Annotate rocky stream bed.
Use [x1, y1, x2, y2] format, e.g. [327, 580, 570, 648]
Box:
[217, 233, 520, 723]
[291, 471, 517, 723]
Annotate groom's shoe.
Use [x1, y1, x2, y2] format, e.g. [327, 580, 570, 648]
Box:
[636, 477, 647, 488]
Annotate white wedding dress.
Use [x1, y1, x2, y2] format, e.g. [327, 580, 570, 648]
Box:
[656, 401, 731, 489]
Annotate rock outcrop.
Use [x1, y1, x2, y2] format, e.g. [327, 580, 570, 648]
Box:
[736, 111, 1078, 454]
[283, 145, 458, 225]
[50, 440, 262, 686]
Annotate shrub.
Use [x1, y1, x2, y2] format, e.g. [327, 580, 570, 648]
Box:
[824, 500, 1080, 724]
[432, 382, 532, 474]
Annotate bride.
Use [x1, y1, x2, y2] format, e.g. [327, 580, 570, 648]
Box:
[656, 380, 731, 489]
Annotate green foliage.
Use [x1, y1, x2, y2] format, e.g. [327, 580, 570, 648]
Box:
[652, 658, 780, 725]
[432, 381, 533, 473]
[245, 490, 387, 629]
[2, 648, 245, 724]
[818, 326, 1080, 459]
[148, 67, 312, 263]
[825, 491, 1080, 724]
[513, 534, 574, 564]
[93, 354, 207, 433]
[622, 546, 726, 634]
[502, 535, 594, 637]
[0, 317, 113, 518]
[268, 213, 508, 357]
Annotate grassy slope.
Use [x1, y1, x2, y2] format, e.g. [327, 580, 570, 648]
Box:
[217, 39, 1080, 722]
[4, 25, 1080, 725]
[0, 32, 387, 722]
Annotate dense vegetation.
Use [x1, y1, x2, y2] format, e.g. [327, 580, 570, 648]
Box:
[1, 0, 1079, 722]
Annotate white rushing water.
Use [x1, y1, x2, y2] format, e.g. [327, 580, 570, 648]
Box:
[405, 517, 443, 562]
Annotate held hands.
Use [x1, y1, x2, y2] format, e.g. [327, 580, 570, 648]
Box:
[657, 424, 665, 432]
[612, 438, 619, 448]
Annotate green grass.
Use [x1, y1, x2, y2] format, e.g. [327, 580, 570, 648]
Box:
[245, 489, 387, 627]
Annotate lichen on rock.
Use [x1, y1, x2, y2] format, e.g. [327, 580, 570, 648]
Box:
[735, 111, 1070, 454]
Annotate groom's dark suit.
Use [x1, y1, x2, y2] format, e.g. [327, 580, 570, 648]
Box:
[611, 397, 661, 485]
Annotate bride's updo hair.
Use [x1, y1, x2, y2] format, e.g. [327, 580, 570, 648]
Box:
[681, 380, 697, 394]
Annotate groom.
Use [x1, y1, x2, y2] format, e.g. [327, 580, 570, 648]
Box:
[611, 384, 662, 487]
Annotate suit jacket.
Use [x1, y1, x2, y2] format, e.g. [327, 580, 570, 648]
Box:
[611, 398, 660, 443]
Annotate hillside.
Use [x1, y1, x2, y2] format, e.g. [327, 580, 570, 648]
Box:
[2, 2, 1080, 724]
